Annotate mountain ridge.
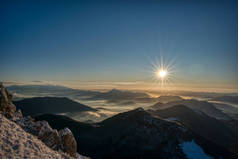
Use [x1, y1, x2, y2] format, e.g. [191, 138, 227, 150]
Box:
[148, 105, 238, 149]
[151, 99, 231, 120]
[36, 107, 234, 159]
[14, 97, 96, 116]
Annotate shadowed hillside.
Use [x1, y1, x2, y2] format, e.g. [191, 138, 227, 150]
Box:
[148, 105, 238, 149]
[14, 97, 96, 116]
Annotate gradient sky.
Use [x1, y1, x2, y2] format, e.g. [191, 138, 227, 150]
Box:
[1, 0, 238, 91]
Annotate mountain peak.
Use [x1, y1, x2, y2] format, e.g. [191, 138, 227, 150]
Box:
[109, 88, 120, 93]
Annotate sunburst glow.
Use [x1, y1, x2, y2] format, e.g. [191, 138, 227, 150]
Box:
[149, 56, 176, 86]
[157, 69, 167, 79]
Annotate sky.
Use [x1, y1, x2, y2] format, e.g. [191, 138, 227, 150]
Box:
[1, 0, 238, 92]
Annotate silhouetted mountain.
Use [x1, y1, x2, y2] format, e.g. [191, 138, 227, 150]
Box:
[89, 89, 150, 102]
[157, 95, 183, 103]
[14, 97, 96, 116]
[211, 96, 238, 104]
[150, 102, 164, 109]
[148, 105, 238, 150]
[36, 108, 233, 159]
[151, 99, 231, 120]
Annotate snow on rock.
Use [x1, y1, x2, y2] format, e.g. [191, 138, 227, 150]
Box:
[0, 113, 71, 159]
[179, 140, 213, 159]
[59, 127, 72, 136]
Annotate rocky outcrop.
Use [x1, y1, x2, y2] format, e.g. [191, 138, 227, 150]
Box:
[0, 83, 80, 158]
[59, 128, 78, 158]
[17, 116, 78, 157]
[34, 120, 60, 150]
[0, 83, 16, 118]
[17, 116, 62, 150]
[0, 113, 72, 159]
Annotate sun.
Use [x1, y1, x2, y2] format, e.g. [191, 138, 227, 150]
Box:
[157, 69, 167, 79]
[149, 56, 176, 86]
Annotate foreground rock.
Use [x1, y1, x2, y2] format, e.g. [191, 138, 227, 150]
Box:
[16, 116, 78, 157]
[0, 83, 81, 158]
[0, 113, 72, 159]
[59, 128, 78, 158]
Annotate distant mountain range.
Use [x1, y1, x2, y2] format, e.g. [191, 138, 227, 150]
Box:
[89, 89, 149, 100]
[87, 89, 152, 105]
[7, 84, 73, 92]
[7, 85, 100, 100]
[211, 96, 238, 104]
[150, 99, 231, 120]
[156, 95, 184, 103]
[7, 84, 238, 103]
[7, 85, 154, 105]
[88, 90, 186, 105]
[14, 97, 96, 116]
[36, 108, 234, 159]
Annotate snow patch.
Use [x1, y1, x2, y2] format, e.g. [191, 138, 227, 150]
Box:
[166, 117, 178, 121]
[179, 140, 213, 159]
[60, 128, 72, 136]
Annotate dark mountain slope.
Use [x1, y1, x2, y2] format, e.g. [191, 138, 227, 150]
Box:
[35, 113, 93, 131]
[148, 105, 238, 148]
[36, 108, 232, 159]
[14, 97, 96, 116]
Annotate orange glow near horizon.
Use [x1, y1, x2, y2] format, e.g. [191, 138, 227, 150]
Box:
[3, 80, 238, 93]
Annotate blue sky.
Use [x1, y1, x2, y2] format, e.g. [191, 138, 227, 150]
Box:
[1, 0, 238, 91]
